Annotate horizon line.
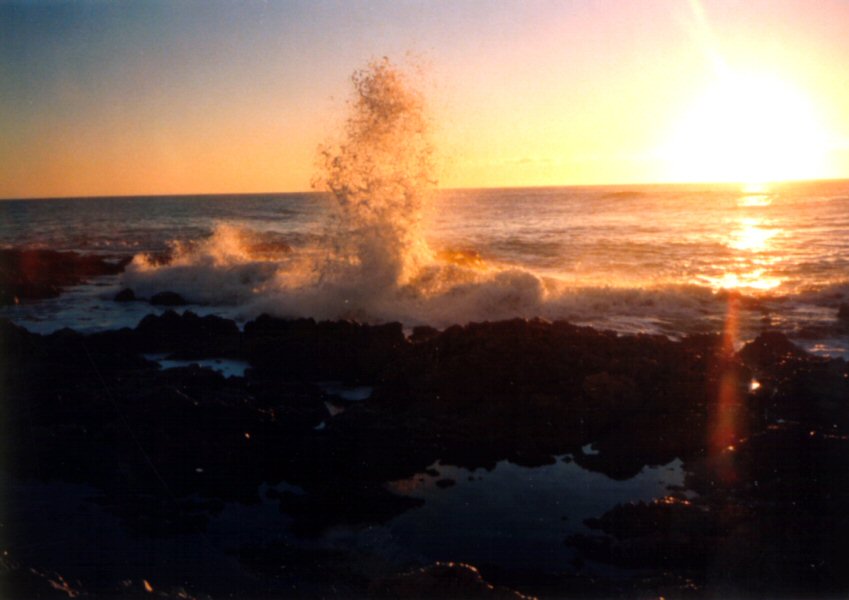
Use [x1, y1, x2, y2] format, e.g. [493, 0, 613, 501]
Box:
[3, 176, 848, 202]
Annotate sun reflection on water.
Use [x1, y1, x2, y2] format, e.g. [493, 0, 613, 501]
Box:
[737, 194, 772, 207]
[698, 186, 786, 292]
[703, 270, 782, 292]
[737, 183, 773, 207]
[728, 217, 779, 252]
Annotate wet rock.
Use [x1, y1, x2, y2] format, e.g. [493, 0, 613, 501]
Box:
[5, 315, 849, 597]
[737, 331, 809, 369]
[687, 424, 849, 508]
[573, 410, 703, 480]
[369, 562, 530, 599]
[0, 554, 84, 599]
[114, 287, 136, 302]
[409, 325, 439, 343]
[572, 498, 720, 569]
[0, 248, 130, 305]
[0, 316, 733, 538]
[248, 380, 329, 430]
[0, 317, 36, 357]
[243, 315, 406, 381]
[580, 372, 641, 412]
[238, 542, 373, 593]
[571, 421, 849, 596]
[150, 291, 187, 306]
[135, 310, 241, 357]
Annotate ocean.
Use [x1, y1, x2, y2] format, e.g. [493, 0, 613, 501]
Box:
[2, 180, 848, 357]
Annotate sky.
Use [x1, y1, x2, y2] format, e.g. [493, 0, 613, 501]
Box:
[2, 0, 849, 198]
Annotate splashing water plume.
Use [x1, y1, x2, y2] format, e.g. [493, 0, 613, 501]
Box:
[315, 58, 438, 293]
[119, 51, 585, 325]
[284, 58, 549, 324]
[124, 58, 512, 322]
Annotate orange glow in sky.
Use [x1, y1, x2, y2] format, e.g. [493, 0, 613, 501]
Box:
[2, 0, 849, 198]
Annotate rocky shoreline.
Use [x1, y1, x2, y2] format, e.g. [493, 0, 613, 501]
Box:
[0, 248, 131, 306]
[1, 305, 848, 598]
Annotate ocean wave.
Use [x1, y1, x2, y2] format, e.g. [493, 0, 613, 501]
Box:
[115, 59, 848, 357]
[121, 221, 847, 333]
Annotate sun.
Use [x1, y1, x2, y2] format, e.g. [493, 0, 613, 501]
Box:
[660, 70, 831, 184]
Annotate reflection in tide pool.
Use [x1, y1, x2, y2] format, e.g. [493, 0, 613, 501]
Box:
[143, 353, 250, 378]
[381, 457, 687, 572]
[6, 459, 687, 593]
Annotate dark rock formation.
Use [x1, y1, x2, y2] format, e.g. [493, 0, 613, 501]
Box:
[738, 331, 810, 369]
[149, 291, 187, 306]
[2, 314, 848, 598]
[134, 310, 241, 357]
[370, 562, 529, 599]
[113, 287, 136, 302]
[244, 315, 406, 382]
[0, 248, 130, 305]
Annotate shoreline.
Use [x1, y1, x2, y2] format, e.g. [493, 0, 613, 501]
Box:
[3, 245, 849, 363]
[2, 307, 848, 598]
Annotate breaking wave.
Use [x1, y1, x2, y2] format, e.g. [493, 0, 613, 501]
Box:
[121, 59, 849, 346]
[123, 58, 564, 327]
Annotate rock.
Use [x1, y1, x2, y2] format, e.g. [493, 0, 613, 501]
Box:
[7, 315, 849, 597]
[135, 310, 241, 357]
[1, 554, 84, 599]
[409, 325, 439, 343]
[580, 372, 642, 412]
[737, 331, 808, 369]
[566, 497, 721, 570]
[249, 380, 329, 431]
[114, 288, 136, 302]
[150, 291, 187, 306]
[370, 562, 529, 598]
[838, 303, 849, 321]
[435, 478, 455, 489]
[238, 542, 367, 591]
[0, 248, 130, 305]
[243, 315, 406, 381]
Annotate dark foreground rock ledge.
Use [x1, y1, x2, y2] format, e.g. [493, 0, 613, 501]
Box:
[1, 313, 848, 598]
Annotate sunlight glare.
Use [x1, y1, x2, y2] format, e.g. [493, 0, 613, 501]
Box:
[702, 270, 782, 292]
[698, 211, 784, 292]
[661, 71, 831, 184]
[728, 217, 779, 252]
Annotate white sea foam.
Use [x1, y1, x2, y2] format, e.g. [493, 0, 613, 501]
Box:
[124, 224, 282, 305]
[114, 60, 849, 356]
[123, 59, 558, 328]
